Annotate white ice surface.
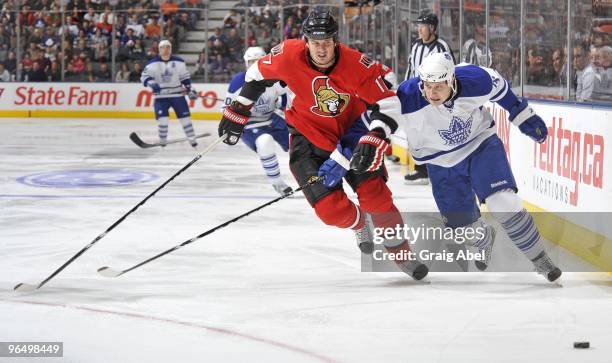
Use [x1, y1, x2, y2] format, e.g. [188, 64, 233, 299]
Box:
[0, 118, 611, 363]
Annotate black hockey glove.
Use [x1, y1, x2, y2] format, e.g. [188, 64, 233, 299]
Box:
[218, 101, 252, 145]
[349, 128, 390, 173]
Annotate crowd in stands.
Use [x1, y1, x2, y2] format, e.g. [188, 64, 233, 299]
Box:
[0, 0, 204, 82]
[1, 0, 610, 103]
[197, 0, 310, 82]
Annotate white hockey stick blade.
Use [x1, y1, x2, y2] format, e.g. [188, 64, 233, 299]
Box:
[97, 266, 123, 278]
[13, 282, 38, 292]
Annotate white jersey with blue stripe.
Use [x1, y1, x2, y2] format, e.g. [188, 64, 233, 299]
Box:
[141, 55, 190, 99]
[396, 63, 513, 167]
[224, 71, 287, 129]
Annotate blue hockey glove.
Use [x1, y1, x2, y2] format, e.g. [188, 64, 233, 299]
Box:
[509, 99, 548, 143]
[187, 88, 198, 100]
[147, 80, 161, 95]
[318, 144, 353, 188]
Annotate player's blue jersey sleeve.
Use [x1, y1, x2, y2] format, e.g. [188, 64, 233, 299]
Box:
[456, 64, 521, 110]
[396, 78, 429, 114]
[340, 112, 371, 151]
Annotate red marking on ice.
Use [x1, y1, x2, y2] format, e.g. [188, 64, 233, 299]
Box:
[2, 298, 342, 363]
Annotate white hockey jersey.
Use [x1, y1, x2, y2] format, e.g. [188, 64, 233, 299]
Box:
[224, 71, 287, 129]
[396, 63, 513, 167]
[141, 55, 190, 99]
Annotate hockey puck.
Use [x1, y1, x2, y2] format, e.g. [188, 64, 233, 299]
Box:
[573, 342, 590, 349]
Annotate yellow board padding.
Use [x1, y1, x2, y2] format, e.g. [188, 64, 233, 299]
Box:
[391, 142, 415, 170]
[522, 201, 612, 272]
[0, 110, 30, 117]
[391, 140, 611, 272]
[0, 110, 222, 120]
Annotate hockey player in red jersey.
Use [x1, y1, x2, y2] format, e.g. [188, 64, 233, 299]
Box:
[218, 10, 428, 280]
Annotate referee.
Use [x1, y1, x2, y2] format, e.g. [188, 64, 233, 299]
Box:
[404, 12, 455, 185]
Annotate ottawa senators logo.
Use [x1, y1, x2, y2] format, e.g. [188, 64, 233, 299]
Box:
[310, 76, 350, 117]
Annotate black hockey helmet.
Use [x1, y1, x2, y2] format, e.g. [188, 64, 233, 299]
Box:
[302, 10, 339, 40]
[415, 12, 438, 29]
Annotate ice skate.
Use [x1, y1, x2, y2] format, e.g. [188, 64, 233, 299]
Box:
[531, 251, 562, 282]
[273, 181, 293, 196]
[474, 226, 496, 271]
[404, 169, 429, 185]
[354, 223, 374, 255]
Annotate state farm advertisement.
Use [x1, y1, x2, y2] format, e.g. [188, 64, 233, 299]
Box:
[0, 82, 226, 112]
[488, 101, 612, 213]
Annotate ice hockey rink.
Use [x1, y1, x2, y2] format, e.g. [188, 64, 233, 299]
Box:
[1, 118, 611, 363]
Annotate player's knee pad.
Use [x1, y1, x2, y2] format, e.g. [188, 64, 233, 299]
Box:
[314, 191, 362, 229]
[486, 189, 524, 223]
[255, 133, 275, 156]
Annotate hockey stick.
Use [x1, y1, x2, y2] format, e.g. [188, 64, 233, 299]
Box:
[13, 134, 227, 292]
[199, 94, 286, 119]
[97, 176, 322, 279]
[130, 131, 211, 149]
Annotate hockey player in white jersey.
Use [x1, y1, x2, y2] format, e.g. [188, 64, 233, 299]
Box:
[141, 40, 199, 148]
[223, 47, 292, 196]
[351, 52, 562, 282]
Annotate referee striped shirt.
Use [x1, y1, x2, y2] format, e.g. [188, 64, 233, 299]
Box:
[405, 36, 455, 80]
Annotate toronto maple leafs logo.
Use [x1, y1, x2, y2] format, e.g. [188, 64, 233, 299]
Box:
[438, 116, 473, 145]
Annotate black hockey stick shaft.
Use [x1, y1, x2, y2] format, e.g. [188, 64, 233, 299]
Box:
[100, 176, 322, 277]
[14, 134, 227, 291]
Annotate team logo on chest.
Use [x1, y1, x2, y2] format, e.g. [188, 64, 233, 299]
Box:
[438, 116, 473, 145]
[310, 76, 350, 117]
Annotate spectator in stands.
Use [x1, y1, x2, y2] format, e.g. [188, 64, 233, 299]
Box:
[96, 62, 111, 81]
[114, 38, 130, 62]
[89, 28, 107, 50]
[127, 13, 145, 38]
[551, 47, 567, 88]
[147, 40, 159, 59]
[129, 61, 142, 82]
[94, 42, 109, 63]
[225, 28, 243, 62]
[283, 16, 295, 38]
[593, 45, 612, 101]
[209, 27, 226, 43]
[462, 15, 492, 67]
[86, 62, 96, 82]
[33, 50, 50, 73]
[116, 62, 131, 82]
[145, 16, 161, 39]
[70, 53, 85, 74]
[161, 0, 179, 21]
[131, 38, 146, 60]
[258, 28, 272, 51]
[74, 38, 92, 60]
[83, 7, 99, 24]
[48, 60, 62, 81]
[64, 16, 80, 38]
[0, 63, 10, 82]
[572, 42, 589, 98]
[224, 9, 239, 29]
[576, 45, 600, 101]
[4, 51, 16, 74]
[526, 46, 551, 86]
[27, 61, 47, 82]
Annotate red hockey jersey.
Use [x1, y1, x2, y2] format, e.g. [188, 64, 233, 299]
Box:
[246, 39, 396, 151]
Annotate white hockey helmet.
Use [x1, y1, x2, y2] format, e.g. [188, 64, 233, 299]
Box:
[243, 46, 266, 66]
[159, 39, 172, 49]
[417, 52, 455, 84]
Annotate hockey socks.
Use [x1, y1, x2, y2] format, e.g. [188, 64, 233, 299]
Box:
[179, 117, 197, 146]
[500, 209, 544, 261]
[158, 116, 169, 144]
